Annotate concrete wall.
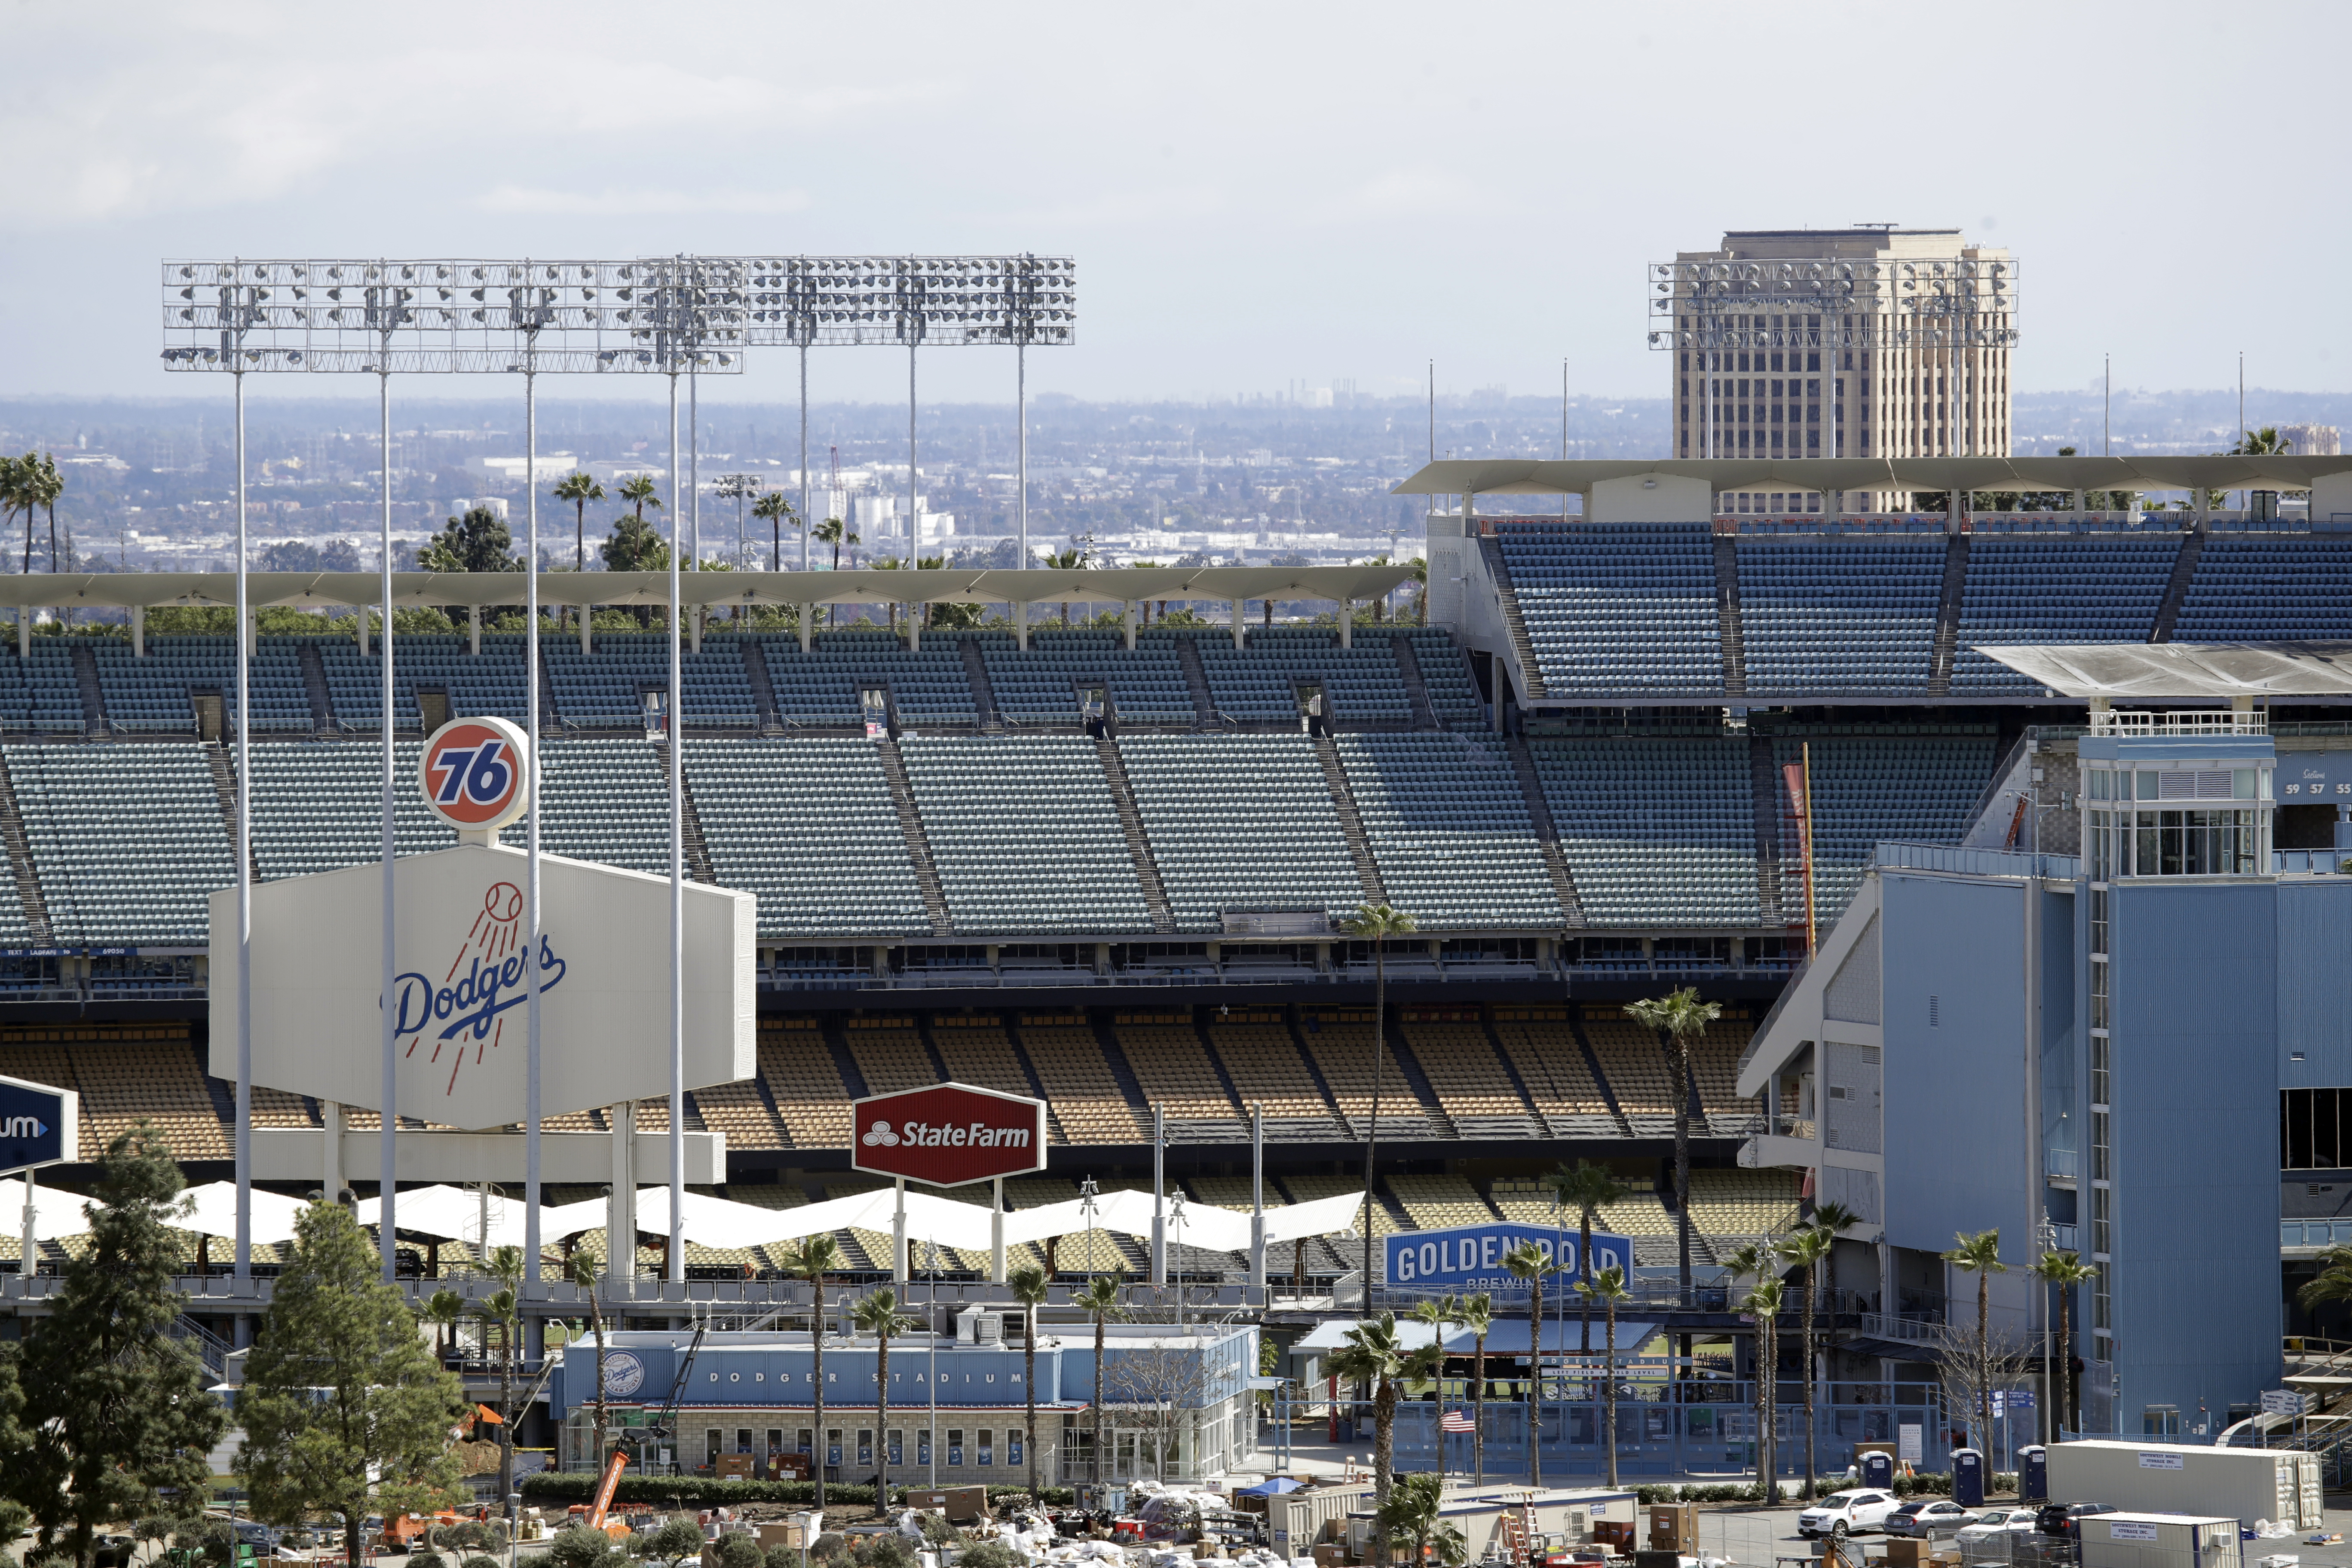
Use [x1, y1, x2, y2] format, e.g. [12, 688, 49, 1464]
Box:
[1880, 871, 2038, 1265]
[1586, 474, 1714, 523]
[2277, 878, 2352, 1089]
[2109, 880, 2282, 1427]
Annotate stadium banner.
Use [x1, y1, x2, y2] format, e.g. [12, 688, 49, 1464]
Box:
[208, 844, 755, 1126]
[1385, 1221, 1631, 1290]
[0, 1073, 76, 1173]
[851, 1082, 1049, 1187]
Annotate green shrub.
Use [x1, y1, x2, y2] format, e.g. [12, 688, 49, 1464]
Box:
[712, 1535, 764, 1568]
[548, 1527, 617, 1568]
[955, 1546, 1025, 1568]
[409, 1555, 448, 1568]
[852, 1536, 917, 1568]
[810, 1534, 849, 1565]
[462, 1556, 504, 1568]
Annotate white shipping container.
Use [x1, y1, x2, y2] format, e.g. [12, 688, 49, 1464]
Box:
[2047, 1441, 2319, 1530]
[2078, 1513, 2243, 1568]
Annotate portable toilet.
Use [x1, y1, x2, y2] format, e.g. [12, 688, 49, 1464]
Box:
[1953, 1449, 1985, 1508]
[2018, 1446, 2048, 1503]
[1862, 1452, 1896, 1489]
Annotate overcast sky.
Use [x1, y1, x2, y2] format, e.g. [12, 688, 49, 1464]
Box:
[4, 0, 2345, 410]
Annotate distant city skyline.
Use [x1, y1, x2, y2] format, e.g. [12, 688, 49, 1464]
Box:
[2, 2, 2347, 405]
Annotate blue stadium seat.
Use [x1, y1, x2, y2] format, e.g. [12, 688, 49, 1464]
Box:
[1495, 522, 1722, 696]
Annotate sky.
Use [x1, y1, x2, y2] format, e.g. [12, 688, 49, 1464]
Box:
[3, 0, 2347, 409]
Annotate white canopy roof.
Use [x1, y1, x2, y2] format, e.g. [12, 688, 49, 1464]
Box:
[0, 1176, 104, 1242]
[1391, 455, 2352, 496]
[1977, 641, 2352, 700]
[534, 1185, 1367, 1253]
[0, 565, 1411, 612]
[355, 1183, 555, 1248]
[174, 1180, 312, 1246]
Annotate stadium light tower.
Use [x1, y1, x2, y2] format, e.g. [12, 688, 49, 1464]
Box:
[719, 254, 1075, 572]
[162, 257, 738, 1286]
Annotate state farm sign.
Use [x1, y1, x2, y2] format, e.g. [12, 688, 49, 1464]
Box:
[851, 1082, 1049, 1187]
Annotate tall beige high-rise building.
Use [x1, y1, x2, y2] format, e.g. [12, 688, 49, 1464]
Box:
[1648, 227, 2018, 511]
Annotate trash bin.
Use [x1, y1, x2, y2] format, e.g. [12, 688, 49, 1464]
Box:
[1952, 1448, 1984, 1508]
[1862, 1452, 1895, 1489]
[2017, 1446, 2047, 1503]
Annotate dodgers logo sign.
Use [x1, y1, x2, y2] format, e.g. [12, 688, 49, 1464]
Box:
[1386, 1222, 1632, 1290]
[391, 881, 567, 1098]
[420, 716, 531, 831]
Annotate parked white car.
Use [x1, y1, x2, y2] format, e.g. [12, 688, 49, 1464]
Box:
[1798, 1491, 1898, 1539]
[1955, 1509, 2042, 1548]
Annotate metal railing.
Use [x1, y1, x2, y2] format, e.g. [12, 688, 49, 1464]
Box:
[2088, 708, 2269, 737]
[1874, 841, 2082, 879]
[2283, 1219, 2352, 1249]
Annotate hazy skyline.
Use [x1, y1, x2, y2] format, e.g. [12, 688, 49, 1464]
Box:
[5, 1, 2346, 407]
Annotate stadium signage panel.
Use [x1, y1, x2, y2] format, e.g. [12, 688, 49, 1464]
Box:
[420, 717, 531, 831]
[0, 1074, 76, 1173]
[1386, 1222, 1632, 1289]
[851, 1083, 1048, 1187]
[209, 844, 755, 1127]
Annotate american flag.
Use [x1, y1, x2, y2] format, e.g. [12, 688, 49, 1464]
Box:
[1441, 1410, 1476, 1433]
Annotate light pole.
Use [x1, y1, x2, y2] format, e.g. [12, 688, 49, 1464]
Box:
[2037, 1210, 2058, 1447]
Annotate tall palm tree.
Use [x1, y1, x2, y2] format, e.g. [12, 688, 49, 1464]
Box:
[553, 472, 606, 576]
[813, 515, 858, 570]
[564, 1251, 611, 1473]
[2035, 1250, 2097, 1438]
[1944, 1229, 2006, 1454]
[618, 473, 662, 527]
[26, 455, 63, 573]
[1721, 1242, 1780, 1494]
[1375, 1472, 1446, 1568]
[779, 1232, 845, 1507]
[1340, 903, 1417, 1298]
[1008, 1263, 1052, 1502]
[1071, 1272, 1127, 1490]
[753, 490, 799, 572]
[1547, 1161, 1628, 1354]
[1325, 1314, 1443, 1565]
[1740, 1276, 1784, 1498]
[1457, 1292, 1493, 1487]
[1777, 1226, 1835, 1498]
[0, 454, 31, 574]
[1504, 1239, 1562, 1488]
[424, 1287, 465, 1361]
[851, 1287, 916, 1516]
[1623, 988, 1723, 1301]
[1409, 1295, 1463, 1477]
[1808, 1199, 1862, 1306]
[1574, 1265, 1633, 1488]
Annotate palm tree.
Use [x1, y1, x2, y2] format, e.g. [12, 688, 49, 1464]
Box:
[1944, 1229, 2006, 1454]
[814, 515, 857, 570]
[1778, 1225, 1835, 1498]
[1374, 1472, 1446, 1568]
[1740, 1276, 1785, 1500]
[1008, 1262, 1052, 1502]
[2035, 1250, 2097, 1438]
[0, 454, 31, 573]
[753, 490, 799, 572]
[1340, 902, 1417, 1298]
[851, 1288, 916, 1516]
[619, 473, 661, 528]
[779, 1232, 845, 1507]
[1574, 1265, 1633, 1488]
[1622, 988, 1723, 1301]
[1071, 1272, 1128, 1490]
[1457, 1292, 1493, 1487]
[1547, 1161, 1628, 1354]
[1721, 1242, 1780, 1494]
[1324, 1314, 1443, 1564]
[1409, 1295, 1463, 1477]
[24, 455, 62, 573]
[553, 472, 606, 579]
[1808, 1200, 1861, 1305]
[564, 1250, 612, 1472]
[424, 1287, 464, 1362]
[1504, 1239, 1562, 1488]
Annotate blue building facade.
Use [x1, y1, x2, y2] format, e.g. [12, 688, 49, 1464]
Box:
[1744, 718, 2332, 1439]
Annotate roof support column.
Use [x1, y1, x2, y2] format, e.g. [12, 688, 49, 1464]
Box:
[2194, 484, 2211, 536]
[799, 606, 812, 655]
[1338, 601, 1352, 649]
[1123, 599, 1137, 652]
[1229, 599, 1244, 650]
[469, 603, 481, 657]
[16, 608, 25, 660]
[1013, 603, 1028, 652]
[132, 605, 144, 659]
[906, 600, 919, 653]
[1947, 488, 1962, 536]
[581, 605, 593, 656]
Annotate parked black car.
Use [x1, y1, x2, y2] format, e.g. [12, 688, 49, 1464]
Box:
[2036, 1503, 2116, 1537]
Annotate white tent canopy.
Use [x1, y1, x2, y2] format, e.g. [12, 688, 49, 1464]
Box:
[354, 1184, 559, 1250]
[529, 1185, 1366, 1255]
[175, 1181, 311, 1246]
[1, 1177, 104, 1242]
